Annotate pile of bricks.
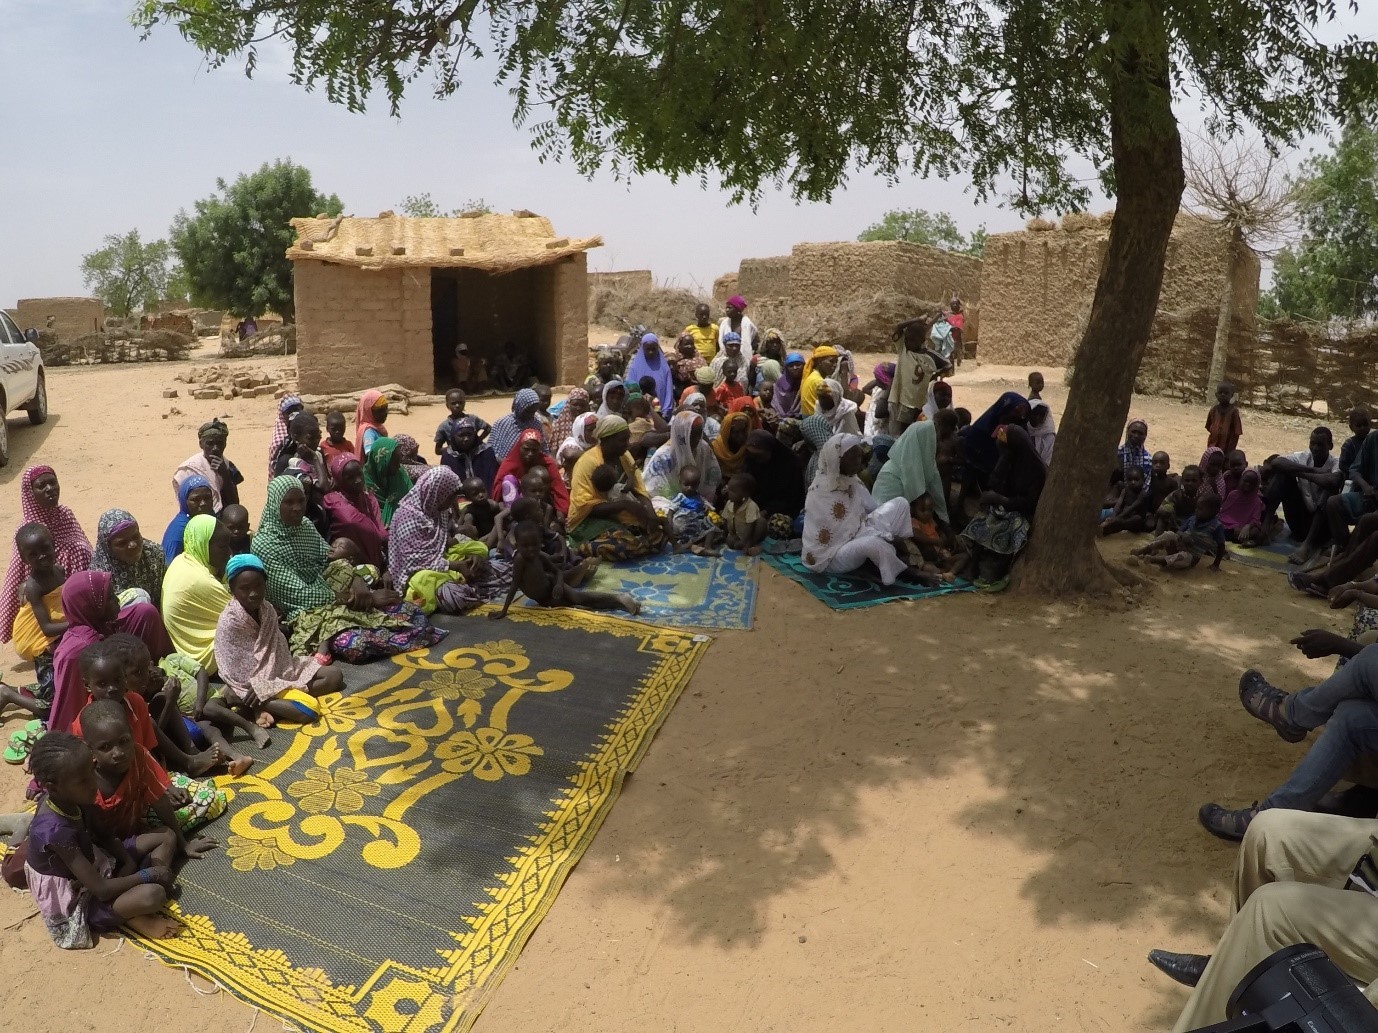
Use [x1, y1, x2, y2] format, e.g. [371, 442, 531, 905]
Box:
[167, 364, 297, 402]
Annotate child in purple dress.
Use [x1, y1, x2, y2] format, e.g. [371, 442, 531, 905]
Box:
[24, 731, 181, 948]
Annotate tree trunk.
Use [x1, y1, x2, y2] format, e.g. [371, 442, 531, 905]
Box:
[1205, 225, 1244, 394]
[1012, 16, 1185, 597]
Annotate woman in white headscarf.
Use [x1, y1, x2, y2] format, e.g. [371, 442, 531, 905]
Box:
[802, 433, 914, 585]
[557, 412, 601, 483]
[816, 378, 861, 435]
[642, 410, 722, 505]
[596, 380, 627, 418]
[1028, 399, 1057, 466]
[679, 391, 721, 441]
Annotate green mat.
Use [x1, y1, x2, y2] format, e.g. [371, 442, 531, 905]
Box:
[762, 551, 976, 609]
[130, 609, 710, 1033]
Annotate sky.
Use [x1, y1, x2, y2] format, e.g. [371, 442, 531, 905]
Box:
[1, 1, 1374, 305]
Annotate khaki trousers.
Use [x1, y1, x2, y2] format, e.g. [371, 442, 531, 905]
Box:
[1173, 810, 1378, 1030]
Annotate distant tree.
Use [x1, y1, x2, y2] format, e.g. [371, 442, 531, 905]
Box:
[398, 192, 493, 217]
[858, 209, 985, 256]
[1264, 121, 1378, 322]
[170, 159, 343, 322]
[79, 230, 178, 316]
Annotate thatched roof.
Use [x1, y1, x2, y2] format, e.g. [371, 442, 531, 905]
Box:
[286, 211, 602, 273]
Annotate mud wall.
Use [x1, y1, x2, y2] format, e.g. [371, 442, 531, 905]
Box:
[13, 297, 105, 341]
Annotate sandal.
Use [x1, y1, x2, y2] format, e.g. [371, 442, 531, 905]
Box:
[3, 727, 44, 764]
[1238, 670, 1308, 743]
[1198, 802, 1259, 841]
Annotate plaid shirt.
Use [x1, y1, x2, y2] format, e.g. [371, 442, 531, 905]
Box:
[1118, 443, 1153, 496]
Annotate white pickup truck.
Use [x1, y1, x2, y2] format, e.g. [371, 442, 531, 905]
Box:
[0, 310, 48, 466]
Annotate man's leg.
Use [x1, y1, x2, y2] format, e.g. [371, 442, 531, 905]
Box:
[1284, 645, 1378, 730]
[1262, 701, 1378, 811]
[1275, 476, 1316, 541]
[1173, 810, 1378, 1032]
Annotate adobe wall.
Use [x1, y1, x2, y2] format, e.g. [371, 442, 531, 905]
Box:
[737, 256, 792, 305]
[295, 263, 432, 394]
[787, 241, 982, 307]
[588, 270, 653, 294]
[13, 297, 105, 341]
[550, 253, 590, 386]
[979, 213, 1259, 368]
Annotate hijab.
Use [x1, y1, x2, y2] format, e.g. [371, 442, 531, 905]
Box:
[801, 344, 839, 385]
[0, 466, 93, 642]
[960, 391, 1029, 476]
[491, 428, 571, 513]
[269, 395, 304, 476]
[354, 389, 388, 457]
[801, 433, 868, 571]
[644, 411, 723, 499]
[162, 475, 212, 564]
[871, 420, 948, 523]
[250, 476, 334, 618]
[625, 335, 674, 415]
[321, 453, 388, 568]
[711, 412, 753, 478]
[1199, 446, 1228, 499]
[1028, 400, 1057, 465]
[801, 414, 835, 487]
[489, 388, 545, 461]
[388, 466, 465, 591]
[91, 509, 166, 607]
[161, 514, 231, 674]
[991, 425, 1047, 519]
[550, 387, 590, 446]
[817, 378, 860, 433]
[596, 380, 626, 418]
[363, 437, 413, 525]
[441, 416, 498, 486]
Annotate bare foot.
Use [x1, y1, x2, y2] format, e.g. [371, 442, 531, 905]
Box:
[617, 593, 641, 616]
[744, 545, 762, 556]
[185, 744, 225, 777]
[126, 913, 182, 939]
[227, 754, 254, 777]
[250, 724, 272, 749]
[256, 712, 276, 729]
[940, 572, 955, 583]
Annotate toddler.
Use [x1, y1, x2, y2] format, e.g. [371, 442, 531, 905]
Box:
[902, 494, 958, 582]
[489, 523, 639, 619]
[218, 504, 252, 555]
[459, 477, 502, 539]
[721, 473, 767, 555]
[1101, 467, 1154, 535]
[1131, 492, 1226, 570]
[1027, 371, 1044, 400]
[666, 466, 723, 555]
[435, 388, 491, 456]
[626, 395, 655, 448]
[1155, 464, 1203, 534]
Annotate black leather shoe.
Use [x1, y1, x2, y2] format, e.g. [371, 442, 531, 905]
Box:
[1148, 949, 1209, 987]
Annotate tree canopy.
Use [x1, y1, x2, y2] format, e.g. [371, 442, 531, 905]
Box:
[170, 159, 342, 322]
[80, 230, 180, 316]
[1263, 121, 1378, 322]
[858, 209, 986, 256]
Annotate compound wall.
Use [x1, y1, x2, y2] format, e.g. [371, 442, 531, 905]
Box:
[13, 297, 105, 341]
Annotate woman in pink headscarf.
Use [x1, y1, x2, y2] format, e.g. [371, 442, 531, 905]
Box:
[354, 389, 389, 458]
[321, 454, 389, 569]
[0, 466, 93, 644]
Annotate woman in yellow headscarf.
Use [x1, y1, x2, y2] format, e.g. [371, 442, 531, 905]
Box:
[800, 345, 840, 416]
[161, 513, 231, 674]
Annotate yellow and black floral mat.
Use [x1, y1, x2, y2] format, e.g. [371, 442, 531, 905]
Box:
[132, 608, 709, 1032]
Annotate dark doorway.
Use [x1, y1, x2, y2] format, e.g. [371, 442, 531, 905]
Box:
[431, 267, 549, 391]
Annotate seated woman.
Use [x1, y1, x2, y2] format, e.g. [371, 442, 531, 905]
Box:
[1028, 399, 1056, 465]
[91, 509, 165, 609]
[321, 455, 389, 570]
[389, 467, 500, 614]
[493, 429, 570, 514]
[643, 411, 723, 507]
[802, 434, 915, 585]
[173, 419, 243, 510]
[161, 476, 216, 564]
[489, 388, 546, 463]
[959, 425, 1046, 590]
[958, 392, 1029, 496]
[872, 421, 949, 532]
[267, 395, 305, 478]
[711, 412, 753, 493]
[48, 570, 173, 734]
[161, 515, 231, 676]
[557, 412, 600, 484]
[393, 433, 430, 482]
[744, 430, 806, 540]
[251, 476, 445, 663]
[567, 416, 667, 562]
[0, 466, 93, 646]
[215, 554, 345, 730]
[440, 416, 499, 489]
[814, 379, 861, 436]
[363, 437, 412, 526]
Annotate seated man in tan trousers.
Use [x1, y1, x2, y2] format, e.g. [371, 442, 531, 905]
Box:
[1150, 809, 1378, 1030]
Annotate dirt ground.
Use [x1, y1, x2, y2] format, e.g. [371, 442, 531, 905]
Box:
[0, 348, 1355, 1031]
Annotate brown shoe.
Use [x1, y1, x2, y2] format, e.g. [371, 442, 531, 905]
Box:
[1239, 670, 1307, 743]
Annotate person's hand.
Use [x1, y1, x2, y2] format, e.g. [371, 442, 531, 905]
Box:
[166, 785, 191, 808]
[116, 856, 137, 878]
[488, 611, 506, 621]
[347, 581, 373, 610]
[183, 837, 218, 860]
[206, 454, 225, 472]
[142, 865, 175, 888]
[370, 587, 401, 608]
[1330, 586, 1360, 610]
[1291, 629, 1349, 659]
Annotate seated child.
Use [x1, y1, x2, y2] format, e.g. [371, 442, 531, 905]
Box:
[713, 361, 746, 410]
[24, 731, 182, 947]
[78, 699, 222, 850]
[319, 410, 354, 468]
[932, 409, 961, 513]
[1219, 467, 1266, 546]
[8, 523, 69, 718]
[490, 522, 640, 619]
[666, 465, 724, 555]
[1101, 467, 1154, 535]
[459, 477, 502, 539]
[1224, 449, 1249, 495]
[434, 388, 491, 457]
[216, 555, 346, 732]
[519, 468, 565, 535]
[592, 462, 632, 503]
[1148, 451, 1179, 511]
[902, 493, 960, 582]
[1131, 492, 1226, 570]
[103, 635, 252, 778]
[626, 396, 655, 449]
[218, 504, 252, 555]
[1155, 464, 1202, 534]
[497, 497, 592, 585]
[953, 407, 972, 431]
[721, 473, 768, 555]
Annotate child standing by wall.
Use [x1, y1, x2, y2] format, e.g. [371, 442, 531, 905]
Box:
[1206, 382, 1243, 454]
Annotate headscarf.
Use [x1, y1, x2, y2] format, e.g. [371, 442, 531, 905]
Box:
[772, 354, 805, 418]
[801, 344, 839, 385]
[550, 387, 590, 446]
[0, 466, 93, 642]
[991, 425, 1047, 519]
[161, 514, 230, 674]
[354, 389, 388, 457]
[1199, 446, 1228, 499]
[1219, 477, 1265, 530]
[489, 388, 545, 461]
[960, 391, 1029, 477]
[388, 467, 464, 592]
[874, 362, 896, 388]
[872, 420, 948, 523]
[215, 588, 321, 707]
[440, 416, 499, 486]
[802, 433, 869, 571]
[626, 335, 674, 416]
[744, 430, 806, 518]
[728, 395, 762, 422]
[711, 412, 753, 477]
[225, 553, 264, 582]
[269, 395, 303, 477]
[321, 453, 388, 568]
[363, 437, 413, 526]
[727, 294, 748, 310]
[817, 378, 860, 433]
[1028, 400, 1057, 466]
[644, 411, 722, 499]
[694, 366, 717, 390]
[558, 412, 601, 470]
[91, 509, 166, 607]
[251, 476, 335, 619]
[394, 433, 428, 480]
[597, 414, 629, 438]
[491, 428, 571, 514]
[162, 475, 212, 563]
[801, 414, 837, 487]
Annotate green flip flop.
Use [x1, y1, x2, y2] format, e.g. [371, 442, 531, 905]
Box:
[3, 727, 44, 765]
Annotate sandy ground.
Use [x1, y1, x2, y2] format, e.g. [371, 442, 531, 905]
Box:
[0, 347, 1356, 1031]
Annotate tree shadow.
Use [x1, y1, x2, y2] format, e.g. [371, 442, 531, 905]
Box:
[567, 547, 1337, 1024]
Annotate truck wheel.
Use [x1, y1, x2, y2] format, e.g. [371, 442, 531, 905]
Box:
[26, 373, 47, 425]
[0, 412, 11, 468]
